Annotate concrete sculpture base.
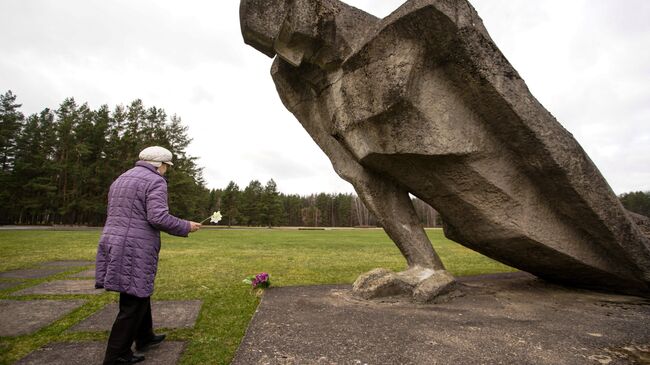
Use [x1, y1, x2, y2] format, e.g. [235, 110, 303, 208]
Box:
[232, 273, 650, 365]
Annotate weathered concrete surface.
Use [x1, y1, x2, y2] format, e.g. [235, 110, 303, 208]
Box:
[12, 280, 98, 296]
[231, 273, 650, 365]
[68, 268, 95, 278]
[0, 281, 23, 291]
[70, 301, 202, 332]
[0, 300, 85, 336]
[41, 260, 93, 267]
[240, 0, 650, 299]
[15, 341, 185, 365]
[0, 267, 68, 279]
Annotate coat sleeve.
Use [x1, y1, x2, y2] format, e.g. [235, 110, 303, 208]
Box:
[145, 178, 191, 237]
[95, 241, 107, 289]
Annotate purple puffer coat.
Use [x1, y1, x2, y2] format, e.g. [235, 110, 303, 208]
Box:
[95, 161, 191, 298]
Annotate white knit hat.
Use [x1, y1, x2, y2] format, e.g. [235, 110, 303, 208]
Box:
[139, 146, 174, 167]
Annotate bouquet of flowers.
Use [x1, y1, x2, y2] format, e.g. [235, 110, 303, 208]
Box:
[243, 272, 271, 289]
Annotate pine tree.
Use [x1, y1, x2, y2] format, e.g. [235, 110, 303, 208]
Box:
[13, 111, 57, 223]
[107, 104, 130, 174]
[83, 105, 112, 224]
[301, 195, 321, 227]
[261, 179, 283, 227]
[241, 180, 263, 226]
[207, 189, 222, 218]
[0, 90, 25, 172]
[315, 193, 331, 227]
[68, 103, 95, 223]
[53, 98, 81, 223]
[35, 109, 59, 223]
[281, 194, 299, 226]
[166, 115, 190, 152]
[221, 181, 240, 226]
[0, 91, 25, 222]
[330, 193, 352, 227]
[125, 99, 145, 151]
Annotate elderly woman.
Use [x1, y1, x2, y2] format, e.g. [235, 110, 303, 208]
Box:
[95, 146, 201, 365]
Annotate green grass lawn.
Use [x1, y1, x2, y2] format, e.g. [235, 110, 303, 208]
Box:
[0, 228, 514, 364]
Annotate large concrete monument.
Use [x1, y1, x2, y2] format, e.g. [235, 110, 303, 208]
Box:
[239, 0, 650, 301]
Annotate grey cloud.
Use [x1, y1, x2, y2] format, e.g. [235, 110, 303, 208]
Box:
[242, 149, 326, 180]
[1, 0, 244, 70]
[190, 86, 215, 105]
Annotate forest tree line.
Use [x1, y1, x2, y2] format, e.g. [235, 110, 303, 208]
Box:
[207, 180, 440, 228]
[1, 90, 648, 227]
[619, 191, 650, 218]
[0, 90, 210, 225]
[0, 91, 440, 227]
[205, 187, 650, 227]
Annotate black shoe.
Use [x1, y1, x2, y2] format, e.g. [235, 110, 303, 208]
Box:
[135, 334, 166, 352]
[115, 354, 145, 364]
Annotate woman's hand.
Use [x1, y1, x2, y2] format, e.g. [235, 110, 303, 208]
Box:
[189, 221, 202, 232]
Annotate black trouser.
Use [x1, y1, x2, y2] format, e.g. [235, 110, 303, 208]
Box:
[103, 293, 155, 365]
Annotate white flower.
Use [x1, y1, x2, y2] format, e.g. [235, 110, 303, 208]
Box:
[210, 211, 222, 223]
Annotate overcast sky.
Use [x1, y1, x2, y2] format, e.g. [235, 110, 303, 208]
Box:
[1, 0, 648, 195]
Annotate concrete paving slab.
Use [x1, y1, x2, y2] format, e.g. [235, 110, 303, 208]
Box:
[231, 273, 650, 365]
[0, 281, 23, 290]
[70, 300, 202, 332]
[15, 341, 186, 365]
[0, 300, 85, 336]
[41, 260, 94, 267]
[68, 269, 95, 278]
[11, 280, 99, 296]
[0, 267, 68, 279]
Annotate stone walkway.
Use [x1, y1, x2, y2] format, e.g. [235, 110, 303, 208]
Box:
[0, 300, 85, 336]
[0, 281, 23, 291]
[69, 268, 95, 278]
[15, 341, 186, 365]
[0, 267, 69, 279]
[0, 260, 92, 280]
[12, 280, 98, 296]
[41, 260, 94, 267]
[231, 273, 650, 365]
[0, 261, 97, 337]
[0, 261, 201, 364]
[71, 301, 203, 332]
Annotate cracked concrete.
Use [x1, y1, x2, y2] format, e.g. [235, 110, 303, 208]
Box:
[232, 273, 650, 365]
